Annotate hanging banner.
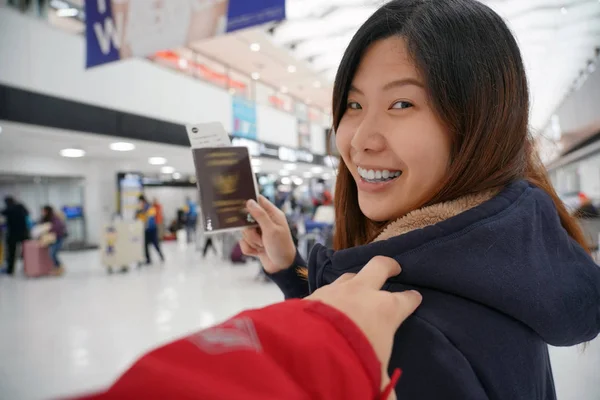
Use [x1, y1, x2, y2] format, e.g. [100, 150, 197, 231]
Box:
[85, 0, 286, 68]
[232, 96, 257, 140]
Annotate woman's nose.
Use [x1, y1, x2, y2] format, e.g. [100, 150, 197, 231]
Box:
[350, 113, 387, 153]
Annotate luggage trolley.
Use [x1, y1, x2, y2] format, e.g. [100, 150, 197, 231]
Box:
[100, 220, 144, 273]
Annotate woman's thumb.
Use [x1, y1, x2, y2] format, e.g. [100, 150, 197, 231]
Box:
[247, 199, 274, 230]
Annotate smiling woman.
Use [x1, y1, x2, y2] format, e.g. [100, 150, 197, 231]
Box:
[239, 1, 600, 399]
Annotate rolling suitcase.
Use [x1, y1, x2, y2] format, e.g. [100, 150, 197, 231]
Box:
[23, 240, 54, 277]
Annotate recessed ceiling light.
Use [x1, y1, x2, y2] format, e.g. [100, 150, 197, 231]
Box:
[287, 65, 297, 73]
[284, 163, 297, 170]
[161, 166, 175, 174]
[189, 176, 197, 184]
[292, 176, 303, 185]
[250, 43, 261, 52]
[279, 169, 290, 176]
[303, 172, 313, 178]
[311, 166, 323, 174]
[313, 81, 321, 88]
[60, 148, 85, 158]
[560, 7, 568, 14]
[178, 58, 189, 69]
[281, 177, 291, 185]
[251, 158, 262, 166]
[251, 72, 261, 80]
[149, 157, 167, 165]
[280, 86, 289, 94]
[172, 172, 182, 180]
[110, 142, 135, 151]
[56, 8, 78, 17]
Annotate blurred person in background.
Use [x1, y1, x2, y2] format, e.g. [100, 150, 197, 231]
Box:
[574, 192, 600, 219]
[136, 195, 164, 265]
[40, 205, 67, 276]
[240, 0, 600, 398]
[152, 198, 164, 240]
[1, 196, 30, 276]
[183, 197, 198, 244]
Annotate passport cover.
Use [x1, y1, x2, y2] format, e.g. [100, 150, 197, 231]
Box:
[193, 147, 258, 233]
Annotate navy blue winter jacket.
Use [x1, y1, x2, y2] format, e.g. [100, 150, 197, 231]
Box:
[268, 180, 600, 399]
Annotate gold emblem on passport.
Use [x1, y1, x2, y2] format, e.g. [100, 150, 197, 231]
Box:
[213, 173, 239, 195]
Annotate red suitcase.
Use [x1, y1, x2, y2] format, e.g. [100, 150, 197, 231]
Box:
[23, 240, 54, 277]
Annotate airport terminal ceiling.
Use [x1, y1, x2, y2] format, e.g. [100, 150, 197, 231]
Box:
[48, 0, 600, 132]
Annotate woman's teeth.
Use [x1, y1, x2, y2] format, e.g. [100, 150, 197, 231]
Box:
[357, 167, 401, 182]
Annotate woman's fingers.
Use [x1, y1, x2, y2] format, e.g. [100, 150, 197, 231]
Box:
[246, 200, 275, 231]
[239, 239, 259, 256]
[352, 256, 401, 289]
[258, 195, 284, 220]
[242, 228, 263, 249]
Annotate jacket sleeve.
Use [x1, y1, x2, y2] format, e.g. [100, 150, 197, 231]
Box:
[265, 250, 310, 299]
[76, 300, 389, 400]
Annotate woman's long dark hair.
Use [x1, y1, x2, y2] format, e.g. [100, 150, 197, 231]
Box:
[42, 205, 55, 224]
[329, 0, 588, 251]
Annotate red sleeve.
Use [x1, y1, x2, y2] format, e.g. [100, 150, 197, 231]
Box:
[78, 300, 389, 400]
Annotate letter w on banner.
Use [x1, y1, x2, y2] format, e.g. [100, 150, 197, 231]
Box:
[84, 0, 286, 68]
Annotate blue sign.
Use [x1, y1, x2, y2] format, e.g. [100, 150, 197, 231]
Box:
[85, 0, 286, 68]
[232, 96, 257, 140]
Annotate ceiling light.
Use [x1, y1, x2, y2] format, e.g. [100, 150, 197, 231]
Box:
[149, 157, 167, 165]
[311, 166, 323, 174]
[280, 86, 289, 94]
[189, 176, 197, 184]
[287, 65, 297, 73]
[251, 158, 262, 166]
[322, 173, 332, 180]
[313, 81, 322, 88]
[292, 177, 303, 185]
[560, 7, 568, 14]
[60, 148, 85, 158]
[110, 142, 135, 151]
[303, 172, 313, 178]
[279, 169, 290, 176]
[250, 43, 261, 52]
[251, 72, 260, 80]
[284, 163, 297, 170]
[161, 166, 175, 174]
[178, 58, 188, 69]
[172, 172, 182, 180]
[56, 8, 78, 17]
[50, 0, 70, 8]
[281, 177, 291, 185]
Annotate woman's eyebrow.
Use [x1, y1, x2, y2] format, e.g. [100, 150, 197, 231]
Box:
[349, 78, 424, 95]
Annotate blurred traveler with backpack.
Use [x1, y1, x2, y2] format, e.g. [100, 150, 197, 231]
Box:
[1, 196, 30, 275]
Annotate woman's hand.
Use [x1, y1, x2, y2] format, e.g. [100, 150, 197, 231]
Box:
[240, 196, 297, 273]
[306, 256, 422, 398]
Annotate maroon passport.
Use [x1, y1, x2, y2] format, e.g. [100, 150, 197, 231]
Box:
[192, 147, 258, 233]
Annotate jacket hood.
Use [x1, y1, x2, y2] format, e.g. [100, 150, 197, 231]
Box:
[308, 180, 600, 346]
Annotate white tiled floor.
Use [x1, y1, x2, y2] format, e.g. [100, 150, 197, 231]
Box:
[0, 242, 599, 399]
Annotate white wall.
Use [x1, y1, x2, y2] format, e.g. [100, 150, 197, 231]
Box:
[0, 8, 232, 130]
[0, 152, 127, 245]
[310, 124, 327, 155]
[256, 104, 298, 147]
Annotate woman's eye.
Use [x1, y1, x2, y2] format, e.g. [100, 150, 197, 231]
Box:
[390, 101, 413, 110]
[347, 102, 362, 110]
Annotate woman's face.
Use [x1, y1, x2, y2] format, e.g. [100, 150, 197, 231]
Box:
[336, 37, 451, 222]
